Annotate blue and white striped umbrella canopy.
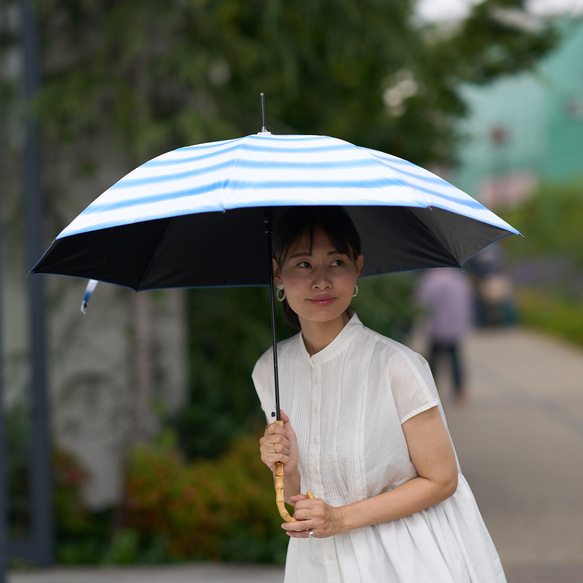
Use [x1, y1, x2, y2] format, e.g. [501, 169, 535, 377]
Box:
[33, 132, 519, 290]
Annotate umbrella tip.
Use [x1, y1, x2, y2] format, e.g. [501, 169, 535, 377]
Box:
[80, 279, 98, 314]
[259, 93, 271, 135]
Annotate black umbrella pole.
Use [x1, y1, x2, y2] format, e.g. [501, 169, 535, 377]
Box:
[263, 209, 281, 422]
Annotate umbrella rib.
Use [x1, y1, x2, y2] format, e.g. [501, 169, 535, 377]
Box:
[220, 138, 249, 209]
[403, 207, 460, 266]
[134, 218, 176, 291]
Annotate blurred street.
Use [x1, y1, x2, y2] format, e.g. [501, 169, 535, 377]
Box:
[445, 326, 583, 583]
[9, 326, 583, 583]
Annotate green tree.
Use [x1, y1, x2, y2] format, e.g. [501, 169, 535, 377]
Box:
[436, 0, 558, 86]
[30, 0, 556, 164]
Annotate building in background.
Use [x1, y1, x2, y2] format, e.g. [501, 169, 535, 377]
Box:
[453, 16, 583, 207]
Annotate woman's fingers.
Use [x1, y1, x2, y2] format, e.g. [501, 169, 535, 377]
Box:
[261, 428, 291, 452]
[259, 411, 299, 474]
[281, 498, 344, 539]
[259, 423, 293, 471]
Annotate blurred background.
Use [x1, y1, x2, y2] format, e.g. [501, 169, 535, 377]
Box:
[0, 0, 582, 581]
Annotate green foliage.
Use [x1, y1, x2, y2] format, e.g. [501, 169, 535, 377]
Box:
[101, 530, 141, 565]
[500, 181, 583, 345]
[125, 434, 287, 563]
[502, 180, 583, 269]
[171, 287, 286, 459]
[56, 512, 173, 566]
[31, 0, 420, 160]
[431, 0, 558, 86]
[517, 288, 583, 347]
[353, 273, 418, 342]
[25, 0, 557, 169]
[53, 449, 115, 565]
[53, 448, 91, 537]
[54, 434, 287, 565]
[5, 401, 32, 539]
[54, 447, 170, 566]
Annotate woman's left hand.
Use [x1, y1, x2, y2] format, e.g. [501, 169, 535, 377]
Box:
[281, 494, 345, 539]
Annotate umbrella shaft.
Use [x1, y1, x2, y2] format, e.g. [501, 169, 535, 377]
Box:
[264, 209, 280, 421]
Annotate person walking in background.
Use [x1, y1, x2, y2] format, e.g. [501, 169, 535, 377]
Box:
[416, 268, 474, 403]
[467, 246, 516, 327]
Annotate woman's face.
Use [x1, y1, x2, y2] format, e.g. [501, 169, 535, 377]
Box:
[274, 227, 364, 329]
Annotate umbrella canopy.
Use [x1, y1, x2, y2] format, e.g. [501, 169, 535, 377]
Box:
[32, 132, 519, 289]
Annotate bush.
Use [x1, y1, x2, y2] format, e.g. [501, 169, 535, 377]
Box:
[502, 180, 583, 270]
[125, 433, 288, 564]
[53, 448, 91, 537]
[53, 449, 119, 565]
[500, 180, 583, 345]
[173, 287, 286, 461]
[516, 288, 583, 347]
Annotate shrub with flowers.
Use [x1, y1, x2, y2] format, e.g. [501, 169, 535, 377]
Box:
[125, 433, 288, 564]
[53, 448, 90, 538]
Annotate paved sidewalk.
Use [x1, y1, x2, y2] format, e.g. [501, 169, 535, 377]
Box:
[8, 327, 583, 583]
[9, 563, 284, 583]
[443, 327, 583, 582]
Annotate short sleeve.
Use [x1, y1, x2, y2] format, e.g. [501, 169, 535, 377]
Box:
[388, 347, 440, 424]
[251, 349, 277, 421]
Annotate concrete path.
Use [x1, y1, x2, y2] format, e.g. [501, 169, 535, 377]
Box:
[8, 563, 284, 583]
[442, 327, 583, 582]
[9, 327, 583, 582]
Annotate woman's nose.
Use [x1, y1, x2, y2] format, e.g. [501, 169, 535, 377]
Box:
[312, 268, 332, 289]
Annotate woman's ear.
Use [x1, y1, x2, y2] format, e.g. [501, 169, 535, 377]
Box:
[355, 254, 364, 277]
[272, 258, 282, 284]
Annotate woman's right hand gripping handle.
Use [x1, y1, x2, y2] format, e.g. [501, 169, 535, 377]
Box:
[260, 410, 314, 522]
[260, 410, 299, 481]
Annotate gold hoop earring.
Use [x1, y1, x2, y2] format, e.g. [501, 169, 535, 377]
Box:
[352, 284, 359, 298]
[276, 283, 286, 302]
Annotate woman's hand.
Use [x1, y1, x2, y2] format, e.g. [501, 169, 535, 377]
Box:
[282, 494, 345, 539]
[260, 410, 299, 476]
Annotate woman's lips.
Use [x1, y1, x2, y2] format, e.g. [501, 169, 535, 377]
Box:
[308, 296, 336, 306]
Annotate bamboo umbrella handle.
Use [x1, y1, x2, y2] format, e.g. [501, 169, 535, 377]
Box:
[274, 421, 315, 522]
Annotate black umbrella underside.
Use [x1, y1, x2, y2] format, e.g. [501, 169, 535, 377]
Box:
[31, 205, 512, 290]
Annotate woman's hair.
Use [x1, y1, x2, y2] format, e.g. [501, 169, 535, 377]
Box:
[272, 206, 361, 329]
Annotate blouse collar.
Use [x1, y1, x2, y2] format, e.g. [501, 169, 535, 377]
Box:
[298, 312, 363, 365]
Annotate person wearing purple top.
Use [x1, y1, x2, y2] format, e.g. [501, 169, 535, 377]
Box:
[416, 268, 474, 402]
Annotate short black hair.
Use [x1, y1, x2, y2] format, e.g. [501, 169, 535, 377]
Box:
[272, 206, 361, 329]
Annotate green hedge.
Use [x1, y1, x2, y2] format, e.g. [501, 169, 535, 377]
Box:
[501, 180, 583, 347]
[53, 433, 288, 565]
[124, 434, 288, 564]
[517, 288, 583, 348]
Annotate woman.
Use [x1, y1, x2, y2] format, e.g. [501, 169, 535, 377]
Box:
[252, 206, 506, 582]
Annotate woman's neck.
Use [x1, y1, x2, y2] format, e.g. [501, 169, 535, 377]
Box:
[300, 312, 350, 356]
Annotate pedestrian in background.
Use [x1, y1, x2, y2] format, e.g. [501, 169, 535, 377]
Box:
[415, 268, 474, 403]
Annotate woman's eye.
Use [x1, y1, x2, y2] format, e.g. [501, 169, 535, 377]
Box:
[297, 261, 311, 268]
[331, 259, 344, 267]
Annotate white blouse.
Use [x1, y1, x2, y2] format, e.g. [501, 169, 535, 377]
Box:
[252, 314, 506, 583]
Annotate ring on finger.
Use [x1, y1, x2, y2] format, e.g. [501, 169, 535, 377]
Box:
[308, 530, 314, 539]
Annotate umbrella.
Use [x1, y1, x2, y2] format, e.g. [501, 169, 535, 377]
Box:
[31, 129, 519, 520]
[32, 132, 518, 288]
